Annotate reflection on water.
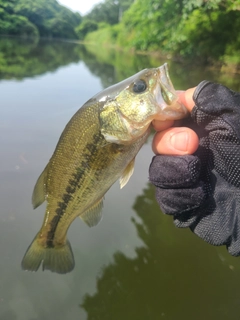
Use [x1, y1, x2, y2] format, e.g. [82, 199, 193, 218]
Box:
[1, 37, 240, 320]
[0, 37, 82, 80]
[82, 184, 240, 320]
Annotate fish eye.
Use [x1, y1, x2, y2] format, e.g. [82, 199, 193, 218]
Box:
[132, 79, 147, 93]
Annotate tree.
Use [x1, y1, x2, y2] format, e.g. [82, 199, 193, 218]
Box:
[75, 19, 98, 40]
[0, 6, 38, 37]
[0, 0, 82, 39]
[85, 0, 134, 25]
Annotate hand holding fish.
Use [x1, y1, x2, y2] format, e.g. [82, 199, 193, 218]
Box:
[149, 81, 240, 256]
[151, 87, 199, 155]
[22, 63, 240, 274]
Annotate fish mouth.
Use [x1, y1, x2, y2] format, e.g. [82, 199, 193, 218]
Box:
[158, 63, 177, 105]
[154, 63, 188, 120]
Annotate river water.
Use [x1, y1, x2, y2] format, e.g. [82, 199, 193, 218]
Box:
[1, 37, 240, 320]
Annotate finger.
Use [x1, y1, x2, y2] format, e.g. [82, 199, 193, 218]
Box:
[152, 119, 174, 131]
[152, 127, 199, 155]
[178, 87, 196, 112]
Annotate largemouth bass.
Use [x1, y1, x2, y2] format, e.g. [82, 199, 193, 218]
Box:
[21, 63, 188, 274]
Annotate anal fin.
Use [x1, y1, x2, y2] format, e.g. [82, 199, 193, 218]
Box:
[80, 198, 104, 227]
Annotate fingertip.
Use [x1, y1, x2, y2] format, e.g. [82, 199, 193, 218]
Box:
[152, 127, 199, 155]
[178, 87, 196, 112]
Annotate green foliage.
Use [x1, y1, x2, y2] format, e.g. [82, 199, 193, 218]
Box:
[117, 0, 184, 51]
[1, 0, 240, 66]
[75, 19, 98, 40]
[175, 4, 240, 62]
[14, 0, 81, 38]
[0, 0, 15, 14]
[88, 0, 240, 66]
[84, 24, 120, 46]
[0, 7, 38, 37]
[0, 0, 81, 39]
[85, 0, 134, 25]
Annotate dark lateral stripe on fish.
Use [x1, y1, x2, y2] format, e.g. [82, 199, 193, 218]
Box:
[46, 134, 102, 247]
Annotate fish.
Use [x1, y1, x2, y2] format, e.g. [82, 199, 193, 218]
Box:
[21, 63, 188, 274]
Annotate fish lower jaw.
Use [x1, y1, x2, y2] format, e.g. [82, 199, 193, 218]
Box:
[155, 103, 189, 120]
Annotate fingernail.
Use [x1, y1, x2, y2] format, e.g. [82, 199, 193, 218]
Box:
[170, 131, 189, 152]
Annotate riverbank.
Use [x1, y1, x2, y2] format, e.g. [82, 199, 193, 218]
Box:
[82, 0, 240, 74]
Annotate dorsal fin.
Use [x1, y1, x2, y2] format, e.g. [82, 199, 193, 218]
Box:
[80, 198, 104, 227]
[32, 164, 49, 209]
[119, 158, 135, 189]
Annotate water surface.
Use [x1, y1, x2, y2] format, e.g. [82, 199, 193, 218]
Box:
[1, 37, 240, 320]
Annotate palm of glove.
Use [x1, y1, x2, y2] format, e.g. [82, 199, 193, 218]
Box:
[149, 81, 240, 256]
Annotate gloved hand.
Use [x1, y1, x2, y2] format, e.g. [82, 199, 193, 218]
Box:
[149, 81, 240, 256]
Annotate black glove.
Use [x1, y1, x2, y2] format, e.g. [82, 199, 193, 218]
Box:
[149, 81, 240, 256]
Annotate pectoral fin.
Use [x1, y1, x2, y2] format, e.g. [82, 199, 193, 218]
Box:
[80, 198, 104, 227]
[32, 164, 49, 209]
[119, 158, 135, 189]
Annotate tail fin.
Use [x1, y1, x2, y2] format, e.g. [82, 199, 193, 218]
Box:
[21, 235, 75, 274]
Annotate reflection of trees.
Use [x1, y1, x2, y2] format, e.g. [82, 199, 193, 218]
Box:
[81, 183, 240, 320]
[3, 37, 240, 93]
[77, 45, 116, 89]
[80, 44, 161, 88]
[81, 44, 240, 92]
[0, 37, 82, 80]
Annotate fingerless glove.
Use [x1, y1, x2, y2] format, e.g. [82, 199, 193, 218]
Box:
[149, 81, 240, 255]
